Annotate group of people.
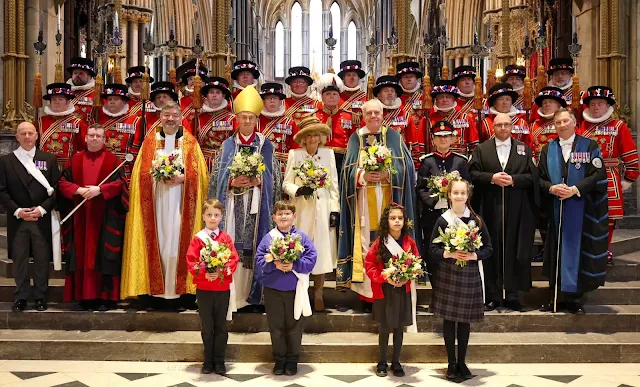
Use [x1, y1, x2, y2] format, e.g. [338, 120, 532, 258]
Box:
[0, 54, 637, 380]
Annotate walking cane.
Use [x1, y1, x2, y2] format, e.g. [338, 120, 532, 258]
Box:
[501, 185, 506, 308]
[553, 178, 565, 313]
[60, 153, 134, 225]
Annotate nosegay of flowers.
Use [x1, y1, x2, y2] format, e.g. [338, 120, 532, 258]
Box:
[432, 219, 484, 267]
[265, 234, 306, 263]
[149, 150, 185, 182]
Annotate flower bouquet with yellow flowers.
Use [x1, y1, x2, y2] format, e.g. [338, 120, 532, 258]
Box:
[194, 239, 233, 282]
[360, 141, 396, 174]
[229, 147, 266, 180]
[381, 251, 424, 282]
[150, 150, 184, 182]
[293, 158, 330, 191]
[264, 234, 306, 264]
[426, 170, 461, 200]
[432, 219, 483, 267]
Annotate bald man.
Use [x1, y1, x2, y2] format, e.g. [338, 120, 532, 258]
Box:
[469, 112, 538, 312]
[0, 122, 60, 312]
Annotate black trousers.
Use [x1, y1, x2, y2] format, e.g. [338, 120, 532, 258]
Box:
[263, 287, 304, 364]
[196, 289, 230, 364]
[12, 221, 50, 300]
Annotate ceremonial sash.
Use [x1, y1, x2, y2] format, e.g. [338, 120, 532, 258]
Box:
[198, 110, 234, 144]
[383, 236, 417, 333]
[339, 90, 365, 111]
[268, 228, 312, 320]
[100, 114, 128, 131]
[72, 89, 93, 105]
[261, 115, 291, 138]
[145, 116, 163, 136]
[40, 115, 78, 147]
[459, 98, 475, 115]
[195, 229, 236, 321]
[402, 92, 422, 117]
[382, 109, 404, 127]
[285, 97, 315, 119]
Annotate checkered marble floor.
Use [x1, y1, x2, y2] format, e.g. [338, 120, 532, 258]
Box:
[0, 361, 638, 387]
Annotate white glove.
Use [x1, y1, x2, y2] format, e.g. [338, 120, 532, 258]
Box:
[622, 180, 633, 191]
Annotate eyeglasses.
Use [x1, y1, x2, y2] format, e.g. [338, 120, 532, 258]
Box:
[494, 123, 512, 129]
[87, 134, 105, 139]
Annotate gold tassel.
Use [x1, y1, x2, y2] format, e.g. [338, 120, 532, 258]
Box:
[225, 62, 232, 85]
[486, 68, 496, 93]
[441, 65, 449, 80]
[474, 75, 483, 111]
[94, 74, 103, 108]
[169, 68, 177, 86]
[422, 73, 432, 110]
[571, 74, 581, 111]
[192, 75, 202, 109]
[33, 72, 43, 109]
[326, 114, 332, 129]
[113, 63, 123, 84]
[537, 64, 547, 94]
[141, 73, 150, 101]
[352, 112, 361, 127]
[54, 62, 64, 83]
[523, 76, 532, 111]
[367, 74, 375, 100]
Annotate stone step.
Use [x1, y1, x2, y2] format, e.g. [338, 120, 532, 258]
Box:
[2, 302, 640, 334]
[618, 215, 640, 229]
[2, 278, 639, 307]
[0, 214, 6, 227]
[1, 329, 638, 363]
[0, 227, 6, 250]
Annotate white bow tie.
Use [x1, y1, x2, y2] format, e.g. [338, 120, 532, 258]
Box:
[19, 148, 36, 158]
[496, 142, 510, 148]
[559, 140, 573, 147]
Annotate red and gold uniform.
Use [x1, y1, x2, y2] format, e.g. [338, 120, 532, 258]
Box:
[69, 84, 95, 122]
[94, 106, 141, 182]
[578, 86, 639, 249]
[258, 111, 297, 170]
[424, 106, 479, 157]
[195, 102, 236, 171]
[530, 113, 557, 163]
[339, 88, 367, 127]
[481, 112, 531, 148]
[39, 110, 87, 170]
[315, 104, 353, 172]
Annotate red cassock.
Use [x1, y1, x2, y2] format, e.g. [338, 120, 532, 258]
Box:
[315, 104, 354, 155]
[530, 116, 558, 163]
[94, 107, 142, 182]
[258, 113, 298, 172]
[339, 89, 367, 127]
[423, 106, 479, 157]
[38, 113, 88, 169]
[382, 106, 423, 168]
[195, 108, 236, 171]
[481, 114, 532, 148]
[578, 117, 640, 220]
[71, 88, 95, 122]
[58, 150, 126, 302]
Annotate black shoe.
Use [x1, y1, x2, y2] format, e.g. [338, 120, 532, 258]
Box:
[201, 362, 214, 374]
[214, 363, 227, 376]
[505, 299, 526, 312]
[76, 300, 91, 311]
[284, 362, 298, 376]
[12, 299, 26, 312]
[446, 363, 458, 380]
[272, 362, 285, 375]
[34, 298, 47, 311]
[361, 301, 372, 313]
[568, 303, 586, 315]
[531, 250, 544, 262]
[391, 362, 405, 377]
[456, 363, 473, 379]
[375, 362, 388, 377]
[484, 300, 499, 311]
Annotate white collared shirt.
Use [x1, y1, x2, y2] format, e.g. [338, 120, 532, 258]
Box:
[12, 147, 46, 219]
[495, 137, 511, 170]
[559, 133, 576, 162]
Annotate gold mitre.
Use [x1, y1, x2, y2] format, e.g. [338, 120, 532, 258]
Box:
[233, 85, 264, 116]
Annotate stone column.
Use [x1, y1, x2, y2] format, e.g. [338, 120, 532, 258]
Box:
[285, 27, 291, 74]
[340, 26, 347, 63]
[2, 0, 28, 131]
[302, 7, 310, 67]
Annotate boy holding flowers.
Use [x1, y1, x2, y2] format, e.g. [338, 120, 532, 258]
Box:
[255, 201, 318, 376]
[186, 199, 240, 376]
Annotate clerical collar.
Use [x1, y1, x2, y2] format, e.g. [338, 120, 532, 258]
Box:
[239, 132, 255, 144]
[323, 106, 339, 115]
[86, 148, 105, 160]
[435, 150, 451, 159]
[160, 127, 183, 139]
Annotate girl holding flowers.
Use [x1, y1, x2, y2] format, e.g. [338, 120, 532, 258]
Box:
[364, 203, 421, 378]
[283, 116, 340, 312]
[185, 199, 240, 376]
[416, 120, 470, 284]
[429, 179, 493, 381]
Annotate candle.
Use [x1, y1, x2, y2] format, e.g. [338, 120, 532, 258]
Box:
[114, 10, 119, 29]
[39, 10, 44, 33]
[170, 16, 174, 32]
[572, 14, 577, 35]
[57, 4, 61, 33]
[487, 15, 492, 37]
[525, 20, 529, 40]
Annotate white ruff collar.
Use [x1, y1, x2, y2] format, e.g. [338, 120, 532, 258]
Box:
[102, 104, 130, 117]
[434, 102, 458, 113]
[128, 87, 141, 97]
[67, 78, 95, 91]
[490, 106, 518, 117]
[201, 99, 228, 113]
[512, 85, 524, 93]
[548, 78, 573, 91]
[233, 80, 259, 90]
[537, 109, 555, 120]
[401, 83, 421, 94]
[44, 103, 76, 117]
[184, 86, 194, 94]
[380, 97, 402, 110]
[343, 84, 362, 92]
[583, 106, 614, 124]
[458, 90, 474, 98]
[261, 105, 285, 118]
[290, 90, 311, 99]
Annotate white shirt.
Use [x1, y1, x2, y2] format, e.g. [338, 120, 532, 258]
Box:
[495, 137, 511, 170]
[559, 134, 576, 163]
[12, 147, 47, 219]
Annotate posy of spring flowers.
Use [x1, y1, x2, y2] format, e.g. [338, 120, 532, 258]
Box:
[194, 239, 233, 282]
[264, 234, 306, 264]
[382, 250, 424, 283]
[432, 219, 483, 267]
[426, 170, 461, 200]
[360, 142, 397, 174]
[229, 147, 267, 181]
[292, 158, 330, 191]
[150, 150, 184, 182]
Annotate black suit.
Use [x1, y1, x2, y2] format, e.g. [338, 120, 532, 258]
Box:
[0, 150, 59, 300]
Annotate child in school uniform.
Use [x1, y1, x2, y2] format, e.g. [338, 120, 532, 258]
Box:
[255, 200, 317, 376]
[429, 179, 493, 380]
[186, 199, 240, 376]
[365, 203, 420, 378]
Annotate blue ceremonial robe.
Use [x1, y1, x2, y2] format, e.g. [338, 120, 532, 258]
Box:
[208, 132, 283, 305]
[539, 135, 608, 293]
[336, 126, 417, 289]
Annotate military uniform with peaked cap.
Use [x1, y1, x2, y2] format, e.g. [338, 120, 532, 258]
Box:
[208, 86, 283, 311]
